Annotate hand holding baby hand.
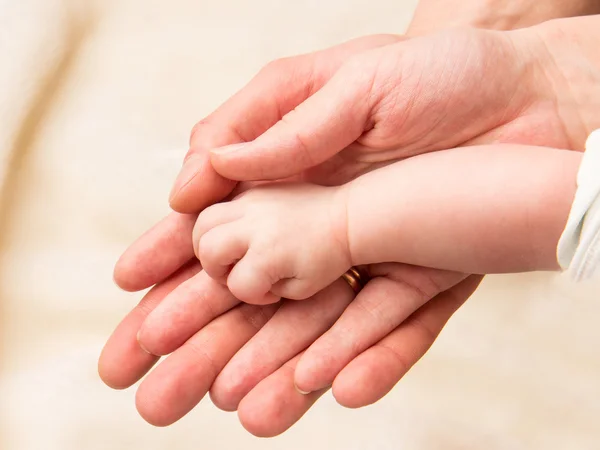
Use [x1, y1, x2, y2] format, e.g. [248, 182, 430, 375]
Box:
[194, 183, 350, 304]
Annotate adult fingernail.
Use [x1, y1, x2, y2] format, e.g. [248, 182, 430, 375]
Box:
[169, 156, 202, 202]
[294, 383, 312, 395]
[210, 142, 247, 155]
[136, 330, 152, 355]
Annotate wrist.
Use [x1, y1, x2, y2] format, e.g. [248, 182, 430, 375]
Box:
[343, 147, 582, 274]
[528, 150, 583, 271]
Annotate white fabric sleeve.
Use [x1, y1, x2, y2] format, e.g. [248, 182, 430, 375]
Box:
[557, 129, 600, 281]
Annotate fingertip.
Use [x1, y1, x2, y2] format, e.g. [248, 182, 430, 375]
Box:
[208, 377, 245, 412]
[98, 370, 129, 391]
[169, 154, 203, 202]
[97, 349, 128, 390]
[237, 384, 290, 438]
[98, 369, 137, 391]
[169, 154, 237, 213]
[293, 357, 329, 395]
[135, 387, 175, 428]
[331, 350, 398, 409]
[237, 366, 325, 438]
[209, 141, 288, 182]
[227, 264, 279, 305]
[135, 305, 188, 357]
[97, 336, 158, 391]
[293, 383, 311, 396]
[331, 371, 369, 409]
[112, 213, 201, 292]
[195, 223, 248, 281]
[112, 255, 145, 292]
[238, 409, 277, 438]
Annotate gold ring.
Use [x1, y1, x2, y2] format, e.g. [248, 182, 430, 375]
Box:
[341, 267, 369, 294]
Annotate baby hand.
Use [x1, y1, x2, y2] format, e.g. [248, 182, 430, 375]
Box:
[193, 183, 352, 304]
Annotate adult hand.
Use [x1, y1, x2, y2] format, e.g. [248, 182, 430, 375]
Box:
[100, 209, 482, 435]
[105, 36, 478, 436]
[102, 16, 600, 435]
[177, 23, 597, 194]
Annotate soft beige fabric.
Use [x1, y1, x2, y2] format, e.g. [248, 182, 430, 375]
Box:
[1, 1, 599, 449]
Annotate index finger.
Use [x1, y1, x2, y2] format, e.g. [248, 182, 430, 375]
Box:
[170, 35, 403, 213]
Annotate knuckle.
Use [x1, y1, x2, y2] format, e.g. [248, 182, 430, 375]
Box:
[209, 378, 243, 411]
[405, 313, 438, 345]
[353, 293, 395, 330]
[378, 342, 412, 376]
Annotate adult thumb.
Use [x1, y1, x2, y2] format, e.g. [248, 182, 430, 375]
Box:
[209, 66, 372, 181]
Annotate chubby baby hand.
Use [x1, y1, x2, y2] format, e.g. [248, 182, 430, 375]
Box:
[193, 183, 352, 304]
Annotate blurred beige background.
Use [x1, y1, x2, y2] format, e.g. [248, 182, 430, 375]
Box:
[1, 0, 599, 449]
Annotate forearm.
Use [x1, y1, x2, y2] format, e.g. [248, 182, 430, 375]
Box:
[345, 146, 582, 274]
[407, 0, 600, 36]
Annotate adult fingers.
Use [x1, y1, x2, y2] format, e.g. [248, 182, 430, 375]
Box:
[135, 302, 279, 427]
[170, 34, 403, 212]
[209, 58, 374, 181]
[113, 212, 196, 292]
[169, 53, 323, 212]
[294, 265, 468, 394]
[137, 270, 240, 356]
[332, 275, 483, 408]
[237, 353, 328, 438]
[208, 278, 355, 412]
[98, 261, 201, 389]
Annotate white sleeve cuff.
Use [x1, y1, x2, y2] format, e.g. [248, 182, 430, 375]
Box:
[556, 130, 600, 281]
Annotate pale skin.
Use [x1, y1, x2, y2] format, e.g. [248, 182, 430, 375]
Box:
[99, 7, 600, 435]
[407, 0, 600, 35]
[193, 146, 581, 305]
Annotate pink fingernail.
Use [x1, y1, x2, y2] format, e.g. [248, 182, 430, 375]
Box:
[136, 330, 152, 355]
[294, 384, 312, 395]
[210, 143, 247, 155]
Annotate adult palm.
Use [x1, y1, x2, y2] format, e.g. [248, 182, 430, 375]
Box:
[100, 19, 598, 436]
